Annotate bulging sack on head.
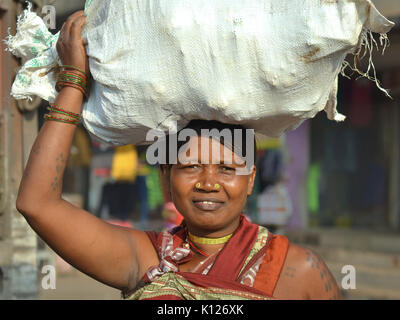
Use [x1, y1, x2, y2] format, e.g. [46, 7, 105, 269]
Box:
[81, 0, 394, 145]
[7, 0, 395, 145]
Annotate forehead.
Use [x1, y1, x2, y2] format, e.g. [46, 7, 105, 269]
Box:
[177, 136, 245, 165]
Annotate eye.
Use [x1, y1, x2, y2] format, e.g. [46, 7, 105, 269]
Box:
[220, 165, 235, 172]
[181, 164, 200, 170]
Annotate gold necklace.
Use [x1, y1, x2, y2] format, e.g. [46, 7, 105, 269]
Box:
[188, 232, 233, 245]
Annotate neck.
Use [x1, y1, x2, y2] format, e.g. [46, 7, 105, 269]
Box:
[186, 231, 234, 257]
[184, 216, 242, 256]
[189, 239, 225, 257]
[188, 232, 233, 245]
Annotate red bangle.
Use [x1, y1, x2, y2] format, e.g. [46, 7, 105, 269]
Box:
[49, 104, 81, 119]
[44, 114, 80, 125]
[58, 71, 88, 84]
[56, 81, 88, 98]
[60, 65, 88, 78]
[58, 74, 87, 87]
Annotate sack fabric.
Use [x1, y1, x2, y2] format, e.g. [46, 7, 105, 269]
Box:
[5, 0, 395, 145]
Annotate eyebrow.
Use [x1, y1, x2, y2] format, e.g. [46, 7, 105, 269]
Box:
[176, 158, 246, 166]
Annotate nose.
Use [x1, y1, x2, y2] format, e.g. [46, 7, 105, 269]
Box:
[195, 166, 220, 192]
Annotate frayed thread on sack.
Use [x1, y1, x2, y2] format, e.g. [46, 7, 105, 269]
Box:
[3, 1, 33, 57]
[340, 29, 392, 99]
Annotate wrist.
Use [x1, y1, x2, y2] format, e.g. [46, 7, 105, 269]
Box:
[56, 66, 90, 99]
[59, 85, 85, 95]
[55, 86, 84, 114]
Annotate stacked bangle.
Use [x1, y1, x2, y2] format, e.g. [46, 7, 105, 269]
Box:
[44, 114, 80, 125]
[56, 65, 89, 99]
[60, 65, 88, 78]
[44, 104, 81, 126]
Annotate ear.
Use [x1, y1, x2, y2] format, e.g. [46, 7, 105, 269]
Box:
[247, 165, 257, 196]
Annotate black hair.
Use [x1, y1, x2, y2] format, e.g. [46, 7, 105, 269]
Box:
[165, 119, 257, 166]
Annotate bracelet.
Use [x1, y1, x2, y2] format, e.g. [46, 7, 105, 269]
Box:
[56, 81, 88, 99]
[58, 69, 88, 81]
[47, 105, 81, 120]
[57, 76, 87, 90]
[58, 73, 87, 87]
[44, 114, 80, 126]
[60, 65, 88, 78]
[56, 66, 89, 99]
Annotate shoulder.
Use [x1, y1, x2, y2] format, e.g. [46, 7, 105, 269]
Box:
[273, 243, 342, 300]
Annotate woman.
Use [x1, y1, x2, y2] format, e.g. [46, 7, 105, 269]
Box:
[16, 11, 342, 300]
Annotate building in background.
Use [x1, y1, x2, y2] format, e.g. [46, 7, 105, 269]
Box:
[281, 2, 400, 299]
[0, 0, 86, 300]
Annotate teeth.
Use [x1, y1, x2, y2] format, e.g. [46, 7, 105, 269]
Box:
[200, 201, 214, 205]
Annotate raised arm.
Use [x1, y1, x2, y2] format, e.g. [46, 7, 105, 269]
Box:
[15, 11, 158, 292]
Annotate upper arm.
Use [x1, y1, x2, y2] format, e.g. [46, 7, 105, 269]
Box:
[23, 199, 158, 292]
[274, 244, 343, 300]
[293, 245, 343, 300]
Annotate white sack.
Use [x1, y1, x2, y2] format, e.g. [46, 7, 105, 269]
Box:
[5, 0, 395, 145]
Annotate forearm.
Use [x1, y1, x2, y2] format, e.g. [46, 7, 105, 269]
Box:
[16, 87, 84, 215]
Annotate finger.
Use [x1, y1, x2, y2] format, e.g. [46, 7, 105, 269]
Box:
[70, 15, 87, 41]
[66, 10, 85, 23]
[60, 21, 67, 38]
[57, 22, 68, 47]
[63, 11, 85, 38]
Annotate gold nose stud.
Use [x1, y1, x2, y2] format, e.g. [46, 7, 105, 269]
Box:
[195, 182, 220, 190]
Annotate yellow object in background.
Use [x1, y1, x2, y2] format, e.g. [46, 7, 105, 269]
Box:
[111, 145, 138, 182]
[257, 137, 282, 150]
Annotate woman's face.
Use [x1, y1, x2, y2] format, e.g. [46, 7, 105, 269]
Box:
[163, 136, 256, 237]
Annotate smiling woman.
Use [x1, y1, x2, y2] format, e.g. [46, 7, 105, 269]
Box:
[15, 11, 342, 301]
[162, 120, 257, 237]
[120, 120, 343, 300]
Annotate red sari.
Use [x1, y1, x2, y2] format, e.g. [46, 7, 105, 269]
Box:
[123, 215, 289, 300]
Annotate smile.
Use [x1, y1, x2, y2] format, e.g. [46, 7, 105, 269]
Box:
[199, 201, 215, 205]
[192, 198, 225, 211]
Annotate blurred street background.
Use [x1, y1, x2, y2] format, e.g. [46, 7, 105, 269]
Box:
[1, 0, 400, 300]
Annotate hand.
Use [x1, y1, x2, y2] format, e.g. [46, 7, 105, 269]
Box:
[56, 11, 90, 77]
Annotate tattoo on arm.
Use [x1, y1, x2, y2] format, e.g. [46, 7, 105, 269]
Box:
[50, 153, 66, 192]
[305, 249, 343, 300]
[284, 266, 296, 279]
[32, 144, 41, 157]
